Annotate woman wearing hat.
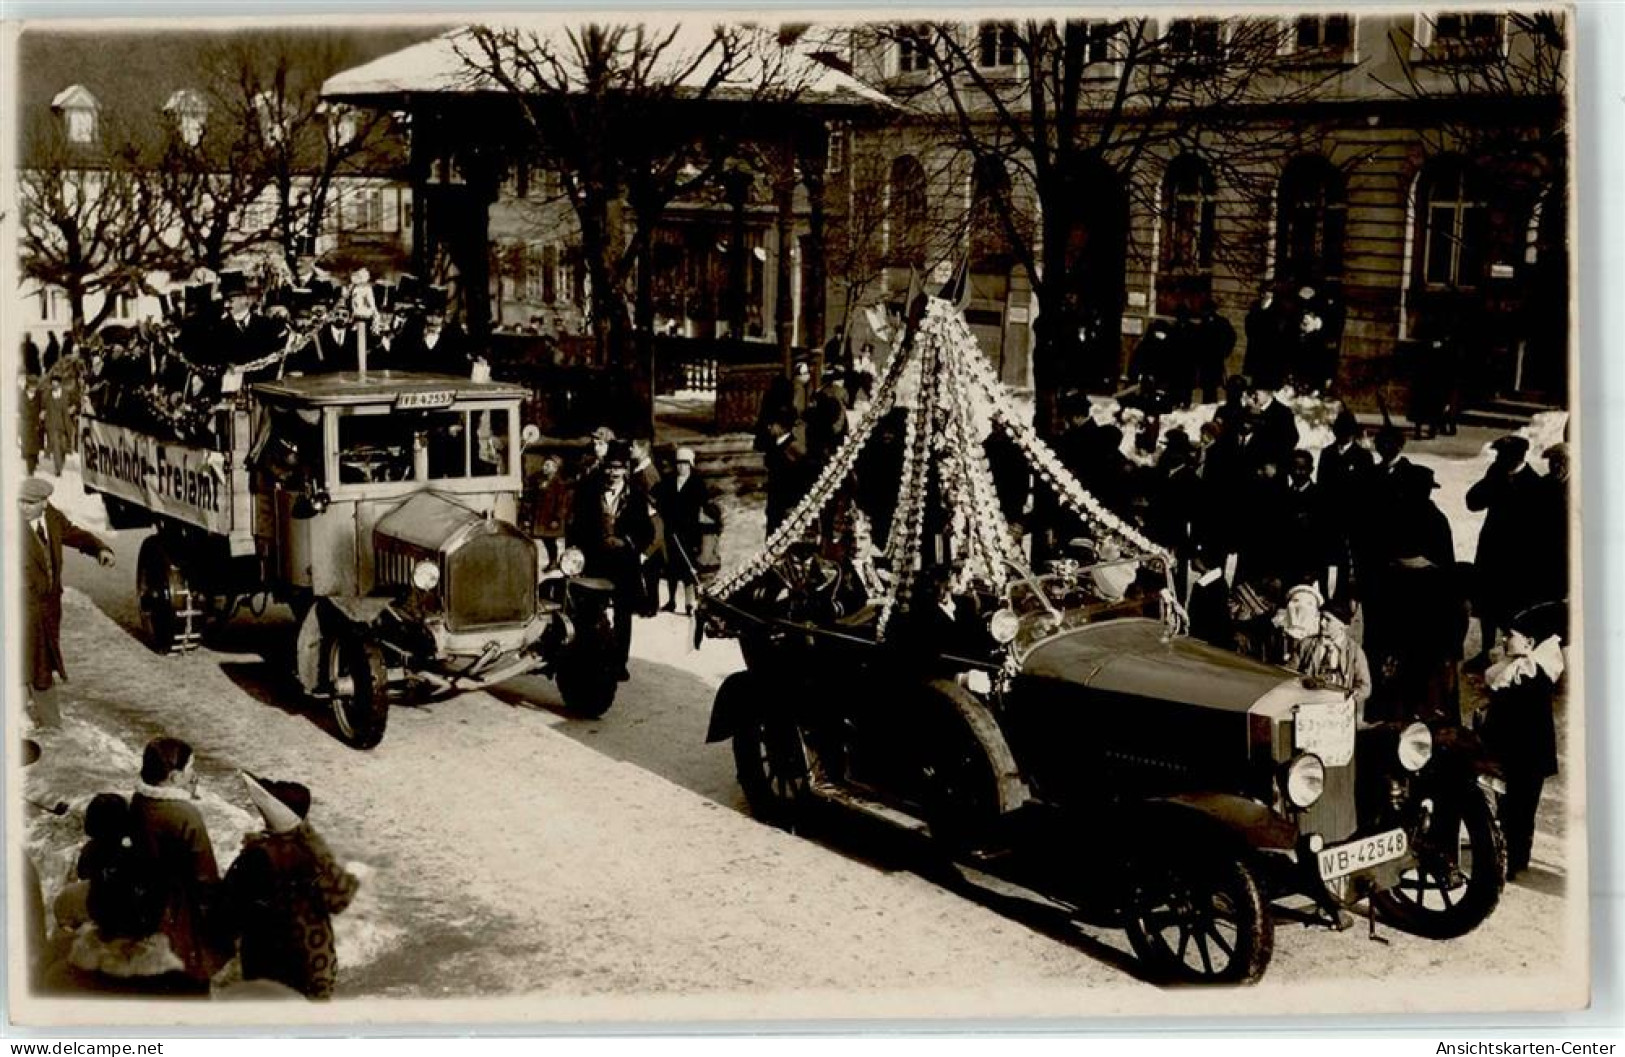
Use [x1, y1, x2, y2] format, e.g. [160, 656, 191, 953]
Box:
[222, 774, 359, 999]
[653, 447, 719, 616]
[1478, 602, 1566, 879]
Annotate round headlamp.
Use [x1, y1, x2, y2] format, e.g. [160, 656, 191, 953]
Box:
[412, 559, 441, 591]
[1284, 753, 1326, 809]
[1397, 721, 1433, 772]
[558, 547, 587, 577]
[988, 608, 1020, 644]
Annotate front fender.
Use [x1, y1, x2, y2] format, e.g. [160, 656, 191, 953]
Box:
[294, 596, 392, 695]
[1140, 793, 1300, 853]
[705, 670, 764, 744]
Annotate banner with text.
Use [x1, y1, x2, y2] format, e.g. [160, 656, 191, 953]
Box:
[80, 419, 232, 534]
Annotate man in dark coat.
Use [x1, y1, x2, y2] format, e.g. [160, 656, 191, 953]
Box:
[19, 374, 43, 475]
[802, 373, 849, 469]
[42, 375, 75, 476]
[1530, 443, 1571, 605]
[19, 477, 114, 725]
[1363, 464, 1462, 723]
[568, 443, 655, 678]
[43, 332, 62, 376]
[286, 306, 360, 375]
[1280, 450, 1334, 592]
[129, 737, 222, 990]
[212, 271, 288, 382]
[1240, 384, 1299, 477]
[1185, 546, 1234, 650]
[1465, 435, 1545, 669]
[1243, 290, 1290, 390]
[22, 334, 43, 376]
[1317, 408, 1374, 597]
[1193, 303, 1237, 405]
[1128, 316, 1179, 413]
[762, 411, 813, 535]
[388, 290, 474, 375]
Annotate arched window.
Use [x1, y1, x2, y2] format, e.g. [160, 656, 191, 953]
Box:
[888, 155, 928, 267]
[1417, 157, 1487, 290]
[969, 155, 1013, 269]
[1275, 155, 1347, 286]
[1159, 154, 1215, 273]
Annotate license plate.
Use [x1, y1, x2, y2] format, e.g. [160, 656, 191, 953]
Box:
[1317, 829, 1409, 880]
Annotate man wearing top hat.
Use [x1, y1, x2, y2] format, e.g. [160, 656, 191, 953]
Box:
[1465, 434, 1546, 671]
[18, 477, 114, 726]
[390, 287, 473, 375]
[568, 441, 654, 680]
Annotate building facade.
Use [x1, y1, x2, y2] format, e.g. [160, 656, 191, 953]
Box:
[832, 11, 1568, 409]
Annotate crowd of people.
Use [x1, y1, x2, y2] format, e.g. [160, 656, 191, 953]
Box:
[520, 429, 723, 680]
[20, 266, 485, 449]
[1124, 286, 1345, 415]
[25, 735, 360, 1000]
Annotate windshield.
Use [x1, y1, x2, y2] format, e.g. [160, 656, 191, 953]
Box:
[1004, 562, 1164, 657]
[336, 407, 513, 485]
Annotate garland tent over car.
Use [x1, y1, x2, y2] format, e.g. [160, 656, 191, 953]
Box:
[701, 291, 1182, 644]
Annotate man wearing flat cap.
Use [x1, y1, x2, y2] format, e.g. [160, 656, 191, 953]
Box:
[1465, 434, 1545, 671]
[19, 477, 114, 725]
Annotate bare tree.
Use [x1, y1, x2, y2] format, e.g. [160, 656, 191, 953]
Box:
[865, 17, 1338, 432]
[454, 22, 838, 435]
[175, 33, 399, 276]
[20, 115, 166, 334]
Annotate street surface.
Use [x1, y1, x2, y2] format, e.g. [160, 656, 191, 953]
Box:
[18, 458, 1585, 1021]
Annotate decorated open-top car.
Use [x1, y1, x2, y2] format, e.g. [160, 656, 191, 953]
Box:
[696, 296, 1504, 985]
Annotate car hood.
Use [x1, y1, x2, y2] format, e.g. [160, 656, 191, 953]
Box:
[1019, 618, 1297, 713]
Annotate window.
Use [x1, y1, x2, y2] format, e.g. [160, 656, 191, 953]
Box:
[826, 126, 845, 175]
[335, 407, 500, 485]
[896, 25, 931, 73]
[1414, 11, 1504, 58]
[1295, 14, 1352, 50]
[1160, 155, 1216, 272]
[1086, 21, 1121, 65]
[978, 22, 1018, 68]
[164, 89, 208, 147]
[1418, 159, 1488, 289]
[52, 85, 99, 144]
[542, 244, 559, 304]
[888, 155, 928, 266]
[1166, 18, 1224, 59]
[969, 156, 1014, 268]
[1276, 156, 1347, 285]
[341, 187, 400, 234]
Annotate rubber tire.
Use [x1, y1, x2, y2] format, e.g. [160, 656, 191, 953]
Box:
[136, 537, 186, 654]
[555, 615, 619, 718]
[1371, 782, 1506, 939]
[1123, 842, 1274, 986]
[326, 632, 390, 750]
[733, 713, 811, 830]
[922, 714, 1001, 855]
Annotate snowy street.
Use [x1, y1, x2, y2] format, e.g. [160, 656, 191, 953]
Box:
[18, 437, 1583, 1021]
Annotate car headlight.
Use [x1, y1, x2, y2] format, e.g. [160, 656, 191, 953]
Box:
[1283, 753, 1326, 809]
[988, 608, 1020, 644]
[1397, 721, 1433, 772]
[558, 547, 587, 577]
[412, 559, 441, 591]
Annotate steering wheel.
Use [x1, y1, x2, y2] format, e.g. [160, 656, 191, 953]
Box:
[341, 445, 407, 482]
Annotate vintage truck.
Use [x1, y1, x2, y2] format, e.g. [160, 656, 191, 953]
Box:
[81, 371, 620, 748]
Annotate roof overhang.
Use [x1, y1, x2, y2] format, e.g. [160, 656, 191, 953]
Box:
[321, 23, 895, 113]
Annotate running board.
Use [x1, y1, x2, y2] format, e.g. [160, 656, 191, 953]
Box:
[807, 780, 930, 835]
